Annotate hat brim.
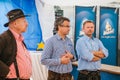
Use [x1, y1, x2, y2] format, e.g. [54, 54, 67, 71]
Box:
[4, 15, 30, 27]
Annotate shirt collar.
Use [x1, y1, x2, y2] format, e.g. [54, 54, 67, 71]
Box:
[9, 29, 24, 41]
[56, 33, 68, 40]
[84, 35, 94, 41]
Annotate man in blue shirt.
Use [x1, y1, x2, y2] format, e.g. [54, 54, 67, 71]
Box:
[41, 17, 76, 80]
[76, 20, 109, 80]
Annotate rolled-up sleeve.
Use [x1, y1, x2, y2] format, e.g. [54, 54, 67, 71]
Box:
[98, 40, 109, 58]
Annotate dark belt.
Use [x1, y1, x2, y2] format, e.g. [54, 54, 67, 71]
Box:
[79, 70, 100, 75]
[48, 70, 70, 76]
[5, 78, 30, 80]
[48, 70, 72, 80]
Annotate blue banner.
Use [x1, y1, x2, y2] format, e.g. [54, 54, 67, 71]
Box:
[100, 7, 118, 65]
[75, 6, 96, 44]
[0, 0, 43, 50]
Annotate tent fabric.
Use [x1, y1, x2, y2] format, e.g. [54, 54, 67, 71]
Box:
[35, 0, 55, 41]
[41, 0, 115, 6]
[0, 0, 43, 50]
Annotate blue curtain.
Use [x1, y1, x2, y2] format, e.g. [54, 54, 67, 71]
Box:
[0, 0, 43, 50]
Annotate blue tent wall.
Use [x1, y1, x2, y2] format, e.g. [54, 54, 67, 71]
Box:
[0, 0, 13, 33]
[0, 0, 43, 50]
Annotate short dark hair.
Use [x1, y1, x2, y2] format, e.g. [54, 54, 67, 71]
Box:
[54, 17, 70, 31]
[83, 20, 94, 28]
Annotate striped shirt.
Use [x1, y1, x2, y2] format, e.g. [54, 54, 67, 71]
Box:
[7, 29, 32, 79]
[76, 35, 108, 71]
[41, 34, 76, 73]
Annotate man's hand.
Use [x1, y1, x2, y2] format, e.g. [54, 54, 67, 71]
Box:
[61, 55, 70, 64]
[92, 49, 105, 58]
[64, 51, 74, 59]
[92, 56, 101, 62]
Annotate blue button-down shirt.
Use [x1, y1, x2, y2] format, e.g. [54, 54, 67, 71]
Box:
[76, 35, 108, 71]
[41, 34, 76, 73]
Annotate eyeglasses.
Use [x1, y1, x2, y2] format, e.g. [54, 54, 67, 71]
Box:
[60, 25, 70, 28]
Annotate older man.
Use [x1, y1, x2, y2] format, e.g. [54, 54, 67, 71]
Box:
[0, 9, 32, 80]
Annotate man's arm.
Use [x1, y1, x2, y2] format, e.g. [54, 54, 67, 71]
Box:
[0, 36, 10, 77]
[91, 49, 106, 62]
[92, 50, 105, 58]
[0, 60, 10, 77]
[91, 56, 101, 62]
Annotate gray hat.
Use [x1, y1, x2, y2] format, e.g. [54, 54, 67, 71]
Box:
[4, 9, 30, 27]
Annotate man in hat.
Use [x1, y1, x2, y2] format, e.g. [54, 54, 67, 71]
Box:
[0, 9, 32, 80]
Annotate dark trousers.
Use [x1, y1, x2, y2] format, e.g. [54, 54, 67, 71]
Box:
[77, 70, 101, 80]
[0, 76, 30, 80]
[48, 70, 72, 80]
[5, 78, 30, 80]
